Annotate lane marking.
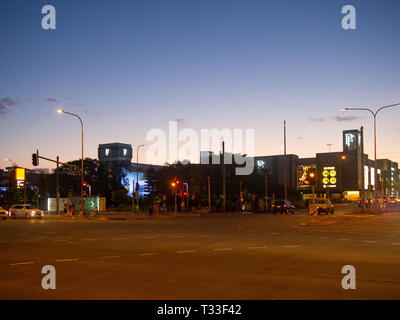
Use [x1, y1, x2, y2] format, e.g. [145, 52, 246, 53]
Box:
[176, 250, 196, 254]
[362, 240, 377, 243]
[172, 235, 185, 238]
[270, 232, 280, 235]
[139, 252, 159, 256]
[112, 237, 129, 240]
[99, 255, 120, 259]
[56, 258, 79, 262]
[213, 248, 232, 252]
[338, 238, 350, 241]
[83, 239, 98, 241]
[284, 245, 300, 248]
[248, 246, 267, 250]
[10, 261, 34, 266]
[392, 243, 400, 245]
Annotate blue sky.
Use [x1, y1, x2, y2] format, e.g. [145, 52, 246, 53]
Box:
[0, 0, 399, 169]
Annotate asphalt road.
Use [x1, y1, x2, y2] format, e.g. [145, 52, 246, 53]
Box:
[1, 211, 400, 299]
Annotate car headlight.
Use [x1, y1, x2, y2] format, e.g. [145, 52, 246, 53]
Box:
[31, 210, 35, 214]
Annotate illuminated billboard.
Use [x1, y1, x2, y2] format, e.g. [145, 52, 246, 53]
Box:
[322, 166, 337, 188]
[15, 168, 25, 181]
[343, 129, 361, 153]
[297, 165, 315, 189]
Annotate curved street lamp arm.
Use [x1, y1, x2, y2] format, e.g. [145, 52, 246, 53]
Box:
[375, 103, 400, 116]
[344, 107, 375, 117]
[62, 111, 83, 129]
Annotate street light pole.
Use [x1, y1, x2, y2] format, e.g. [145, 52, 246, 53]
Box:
[342, 103, 400, 207]
[135, 144, 145, 213]
[57, 108, 84, 215]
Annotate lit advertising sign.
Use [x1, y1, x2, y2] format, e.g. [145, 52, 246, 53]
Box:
[297, 165, 314, 189]
[15, 168, 25, 181]
[343, 129, 360, 153]
[322, 166, 337, 188]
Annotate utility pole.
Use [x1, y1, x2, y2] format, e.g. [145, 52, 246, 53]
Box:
[222, 141, 226, 212]
[131, 179, 135, 213]
[360, 126, 365, 212]
[174, 191, 177, 214]
[283, 120, 288, 200]
[208, 176, 211, 213]
[265, 170, 268, 210]
[56, 156, 60, 215]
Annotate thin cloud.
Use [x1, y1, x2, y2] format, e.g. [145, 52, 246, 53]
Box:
[45, 97, 59, 103]
[332, 115, 362, 122]
[0, 97, 20, 118]
[310, 117, 325, 122]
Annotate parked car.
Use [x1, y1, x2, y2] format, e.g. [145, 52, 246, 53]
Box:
[271, 200, 295, 214]
[315, 199, 334, 215]
[9, 204, 43, 219]
[0, 207, 8, 220]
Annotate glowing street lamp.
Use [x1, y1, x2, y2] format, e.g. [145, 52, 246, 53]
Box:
[57, 108, 85, 214]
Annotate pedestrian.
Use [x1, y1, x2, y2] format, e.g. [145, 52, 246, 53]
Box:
[63, 203, 67, 215]
[71, 204, 76, 219]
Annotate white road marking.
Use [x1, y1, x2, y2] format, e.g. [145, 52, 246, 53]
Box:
[213, 248, 232, 252]
[99, 255, 120, 259]
[172, 235, 185, 238]
[10, 261, 34, 266]
[284, 245, 300, 248]
[248, 246, 267, 250]
[362, 240, 377, 243]
[56, 258, 79, 262]
[391, 243, 400, 245]
[139, 252, 159, 256]
[338, 238, 350, 241]
[176, 250, 196, 254]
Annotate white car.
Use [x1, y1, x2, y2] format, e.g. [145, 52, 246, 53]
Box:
[9, 204, 43, 219]
[0, 207, 8, 220]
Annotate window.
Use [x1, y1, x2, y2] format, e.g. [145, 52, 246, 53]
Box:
[105, 148, 110, 156]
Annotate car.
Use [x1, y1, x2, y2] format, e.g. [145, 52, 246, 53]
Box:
[271, 200, 295, 214]
[9, 204, 43, 219]
[315, 198, 334, 215]
[0, 207, 8, 220]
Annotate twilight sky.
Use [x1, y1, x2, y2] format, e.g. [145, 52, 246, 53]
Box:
[0, 0, 399, 171]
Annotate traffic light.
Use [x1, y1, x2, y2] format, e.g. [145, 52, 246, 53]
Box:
[171, 179, 181, 188]
[83, 181, 87, 187]
[32, 153, 39, 166]
[308, 168, 317, 185]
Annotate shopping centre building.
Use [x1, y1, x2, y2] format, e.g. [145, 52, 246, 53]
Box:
[255, 129, 399, 201]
